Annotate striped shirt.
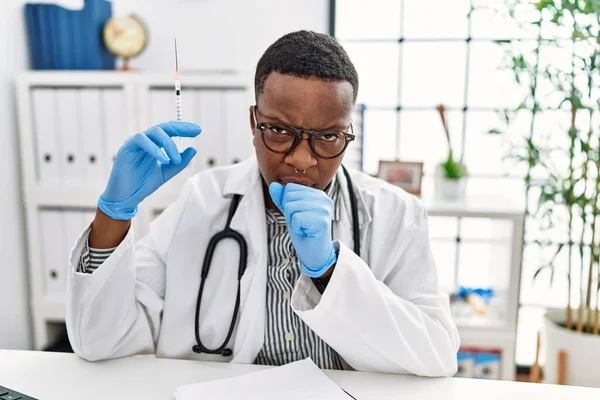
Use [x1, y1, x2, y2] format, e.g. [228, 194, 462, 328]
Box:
[79, 179, 342, 369]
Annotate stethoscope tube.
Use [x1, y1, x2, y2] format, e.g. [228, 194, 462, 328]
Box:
[192, 194, 247, 357]
[192, 166, 359, 357]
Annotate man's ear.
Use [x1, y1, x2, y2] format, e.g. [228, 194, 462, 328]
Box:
[248, 105, 255, 138]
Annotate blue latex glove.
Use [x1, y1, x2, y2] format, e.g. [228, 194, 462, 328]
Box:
[269, 182, 337, 278]
[98, 121, 201, 220]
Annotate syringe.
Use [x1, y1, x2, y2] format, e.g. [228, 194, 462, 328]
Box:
[174, 38, 183, 152]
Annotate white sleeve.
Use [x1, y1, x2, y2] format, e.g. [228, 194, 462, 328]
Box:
[66, 183, 193, 362]
[291, 201, 460, 377]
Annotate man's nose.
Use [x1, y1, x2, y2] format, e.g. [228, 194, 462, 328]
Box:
[286, 134, 318, 170]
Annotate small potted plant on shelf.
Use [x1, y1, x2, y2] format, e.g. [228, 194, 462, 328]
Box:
[434, 104, 467, 201]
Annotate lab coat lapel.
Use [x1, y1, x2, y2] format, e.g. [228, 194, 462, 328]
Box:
[224, 158, 268, 363]
[335, 166, 372, 261]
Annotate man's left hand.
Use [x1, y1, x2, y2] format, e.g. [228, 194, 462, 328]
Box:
[269, 182, 337, 278]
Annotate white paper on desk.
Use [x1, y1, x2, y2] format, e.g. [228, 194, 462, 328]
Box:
[173, 358, 352, 400]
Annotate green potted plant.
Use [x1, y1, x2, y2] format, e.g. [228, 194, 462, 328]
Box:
[434, 104, 467, 201]
[484, 0, 600, 386]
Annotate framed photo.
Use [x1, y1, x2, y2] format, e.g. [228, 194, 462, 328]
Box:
[378, 160, 424, 196]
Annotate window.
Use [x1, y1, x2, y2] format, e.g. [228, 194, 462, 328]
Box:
[332, 0, 567, 366]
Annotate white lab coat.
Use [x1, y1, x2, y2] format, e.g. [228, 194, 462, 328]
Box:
[66, 157, 460, 376]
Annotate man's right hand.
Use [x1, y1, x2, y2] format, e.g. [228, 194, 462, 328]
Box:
[97, 121, 202, 221]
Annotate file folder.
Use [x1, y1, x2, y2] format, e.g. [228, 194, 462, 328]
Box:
[195, 90, 226, 171]
[82, 210, 96, 230]
[224, 90, 251, 165]
[149, 89, 175, 126]
[39, 210, 66, 295]
[56, 89, 84, 186]
[102, 89, 126, 169]
[24, 0, 114, 70]
[62, 210, 86, 274]
[32, 89, 61, 186]
[24, 5, 41, 69]
[79, 89, 108, 183]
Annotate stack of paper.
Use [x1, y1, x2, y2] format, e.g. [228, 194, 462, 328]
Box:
[173, 358, 354, 400]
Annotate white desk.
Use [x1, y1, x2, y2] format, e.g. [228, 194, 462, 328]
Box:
[1, 350, 598, 399]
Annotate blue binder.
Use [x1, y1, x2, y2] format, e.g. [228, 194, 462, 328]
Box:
[24, 0, 115, 70]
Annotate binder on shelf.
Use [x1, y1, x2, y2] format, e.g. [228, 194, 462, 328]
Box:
[56, 89, 84, 186]
[24, 5, 41, 69]
[473, 350, 501, 380]
[24, 0, 114, 70]
[102, 89, 126, 169]
[456, 351, 475, 378]
[79, 89, 108, 183]
[62, 210, 86, 271]
[39, 210, 66, 295]
[82, 210, 96, 230]
[195, 90, 226, 171]
[32, 88, 61, 186]
[149, 89, 174, 126]
[224, 90, 251, 165]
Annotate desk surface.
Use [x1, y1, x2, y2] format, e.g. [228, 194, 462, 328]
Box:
[1, 350, 598, 399]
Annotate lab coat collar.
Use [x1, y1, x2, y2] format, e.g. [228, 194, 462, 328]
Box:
[335, 166, 372, 231]
[223, 158, 261, 196]
[223, 156, 372, 231]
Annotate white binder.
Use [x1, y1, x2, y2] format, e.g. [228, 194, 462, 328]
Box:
[149, 89, 175, 126]
[39, 210, 66, 295]
[62, 210, 86, 274]
[223, 90, 251, 165]
[79, 89, 108, 183]
[102, 89, 126, 169]
[32, 89, 61, 186]
[82, 210, 96, 231]
[195, 90, 226, 171]
[56, 89, 84, 186]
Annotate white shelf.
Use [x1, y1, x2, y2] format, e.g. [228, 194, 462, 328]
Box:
[458, 326, 515, 346]
[17, 71, 251, 88]
[425, 194, 524, 219]
[454, 317, 512, 331]
[36, 295, 67, 321]
[25, 186, 103, 208]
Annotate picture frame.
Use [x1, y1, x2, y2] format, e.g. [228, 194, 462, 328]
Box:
[378, 160, 424, 196]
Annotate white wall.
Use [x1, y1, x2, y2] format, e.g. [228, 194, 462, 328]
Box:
[113, 0, 330, 75]
[0, 0, 328, 349]
[0, 0, 31, 349]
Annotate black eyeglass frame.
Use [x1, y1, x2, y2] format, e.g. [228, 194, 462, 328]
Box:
[253, 105, 355, 159]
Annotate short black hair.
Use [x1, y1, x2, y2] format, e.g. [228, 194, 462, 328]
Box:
[254, 30, 359, 103]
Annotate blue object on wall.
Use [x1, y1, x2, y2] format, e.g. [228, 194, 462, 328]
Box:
[24, 0, 115, 70]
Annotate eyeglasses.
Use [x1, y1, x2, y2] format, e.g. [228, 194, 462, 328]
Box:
[253, 106, 355, 159]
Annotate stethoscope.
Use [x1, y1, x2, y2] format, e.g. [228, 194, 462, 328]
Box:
[192, 164, 360, 357]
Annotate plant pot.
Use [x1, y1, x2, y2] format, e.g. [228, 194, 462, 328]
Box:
[434, 164, 466, 201]
[543, 309, 600, 387]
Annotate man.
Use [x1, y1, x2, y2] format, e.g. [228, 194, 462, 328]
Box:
[66, 30, 459, 376]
